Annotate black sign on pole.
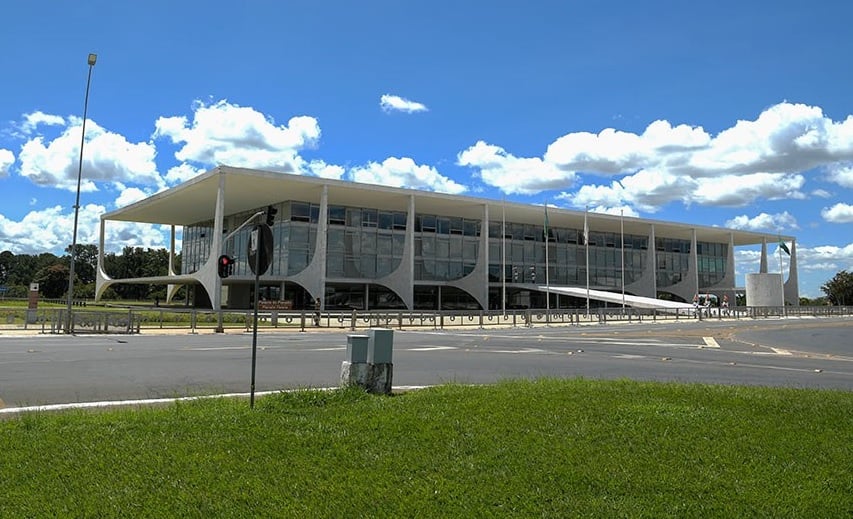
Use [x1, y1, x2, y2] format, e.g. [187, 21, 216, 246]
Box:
[247, 224, 274, 276]
[248, 221, 274, 409]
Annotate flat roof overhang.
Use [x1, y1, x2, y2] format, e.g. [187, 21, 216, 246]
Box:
[103, 165, 793, 246]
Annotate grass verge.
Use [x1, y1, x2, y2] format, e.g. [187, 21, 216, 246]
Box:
[1, 379, 851, 517]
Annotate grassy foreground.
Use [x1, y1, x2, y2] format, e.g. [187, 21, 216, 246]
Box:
[2, 379, 851, 518]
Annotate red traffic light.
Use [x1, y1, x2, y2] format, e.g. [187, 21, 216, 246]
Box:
[218, 254, 235, 278]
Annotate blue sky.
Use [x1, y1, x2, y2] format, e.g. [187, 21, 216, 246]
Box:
[1, 0, 851, 298]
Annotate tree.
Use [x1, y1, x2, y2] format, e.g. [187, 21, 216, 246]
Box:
[800, 296, 827, 306]
[0, 250, 13, 285]
[103, 246, 173, 300]
[821, 270, 853, 306]
[35, 263, 71, 298]
[64, 244, 98, 285]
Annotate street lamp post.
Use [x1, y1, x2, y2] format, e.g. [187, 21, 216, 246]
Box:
[66, 53, 97, 333]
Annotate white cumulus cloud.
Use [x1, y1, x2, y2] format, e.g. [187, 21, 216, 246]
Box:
[153, 99, 320, 173]
[349, 157, 466, 194]
[0, 203, 104, 254]
[0, 148, 14, 178]
[797, 243, 853, 272]
[164, 163, 206, 185]
[469, 102, 853, 212]
[100, 221, 170, 253]
[18, 111, 65, 136]
[114, 186, 150, 208]
[308, 160, 346, 180]
[545, 120, 710, 174]
[380, 94, 428, 114]
[821, 202, 853, 223]
[458, 141, 574, 196]
[826, 164, 853, 188]
[16, 114, 161, 192]
[725, 212, 799, 232]
[692, 173, 805, 206]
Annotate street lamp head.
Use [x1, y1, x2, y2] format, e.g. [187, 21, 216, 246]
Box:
[88, 53, 97, 66]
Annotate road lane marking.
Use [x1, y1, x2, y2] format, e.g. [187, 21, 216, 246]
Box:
[408, 346, 458, 352]
[488, 347, 555, 355]
[0, 386, 438, 416]
[702, 337, 720, 348]
[771, 348, 792, 355]
[185, 346, 250, 351]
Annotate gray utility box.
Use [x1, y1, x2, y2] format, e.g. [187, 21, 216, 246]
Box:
[340, 328, 394, 395]
[368, 328, 394, 364]
[346, 335, 369, 363]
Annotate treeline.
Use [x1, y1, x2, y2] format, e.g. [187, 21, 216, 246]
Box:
[0, 245, 181, 301]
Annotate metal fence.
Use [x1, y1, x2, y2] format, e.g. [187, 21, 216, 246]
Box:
[1, 304, 851, 334]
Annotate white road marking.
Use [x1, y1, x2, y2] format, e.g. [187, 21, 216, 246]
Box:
[613, 354, 647, 359]
[702, 337, 720, 348]
[489, 347, 554, 355]
[408, 346, 458, 352]
[185, 346, 250, 351]
[0, 386, 436, 416]
[771, 348, 792, 355]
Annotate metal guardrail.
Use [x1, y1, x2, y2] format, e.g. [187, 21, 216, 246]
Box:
[0, 308, 141, 334]
[0, 305, 850, 334]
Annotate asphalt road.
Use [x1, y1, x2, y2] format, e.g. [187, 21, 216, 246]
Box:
[1, 317, 851, 409]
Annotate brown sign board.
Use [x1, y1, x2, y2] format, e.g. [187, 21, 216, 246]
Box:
[258, 300, 293, 311]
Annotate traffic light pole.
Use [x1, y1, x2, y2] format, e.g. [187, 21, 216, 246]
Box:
[250, 228, 261, 409]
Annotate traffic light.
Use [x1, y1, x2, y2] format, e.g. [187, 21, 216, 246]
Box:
[530, 266, 536, 282]
[265, 205, 278, 227]
[218, 254, 235, 278]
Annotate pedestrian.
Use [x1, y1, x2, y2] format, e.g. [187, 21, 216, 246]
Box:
[722, 294, 730, 316]
[314, 297, 322, 326]
[692, 294, 699, 317]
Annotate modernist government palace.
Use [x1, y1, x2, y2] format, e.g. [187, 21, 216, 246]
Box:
[95, 166, 799, 312]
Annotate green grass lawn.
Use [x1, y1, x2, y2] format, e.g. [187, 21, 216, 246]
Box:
[2, 379, 851, 517]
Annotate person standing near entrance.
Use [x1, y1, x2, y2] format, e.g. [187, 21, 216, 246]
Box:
[314, 297, 322, 326]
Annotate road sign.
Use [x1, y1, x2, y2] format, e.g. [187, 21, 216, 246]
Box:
[248, 224, 274, 276]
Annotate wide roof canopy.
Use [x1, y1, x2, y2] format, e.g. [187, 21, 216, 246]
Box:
[104, 166, 792, 246]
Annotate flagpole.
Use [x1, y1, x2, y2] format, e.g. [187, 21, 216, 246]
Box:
[585, 206, 590, 318]
[502, 199, 506, 316]
[544, 201, 550, 318]
[620, 209, 625, 312]
[778, 236, 785, 309]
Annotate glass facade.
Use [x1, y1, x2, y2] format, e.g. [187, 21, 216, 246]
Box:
[654, 238, 728, 289]
[180, 197, 731, 310]
[326, 204, 407, 279]
[696, 241, 728, 288]
[181, 221, 214, 274]
[487, 221, 648, 289]
[414, 214, 480, 281]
